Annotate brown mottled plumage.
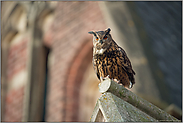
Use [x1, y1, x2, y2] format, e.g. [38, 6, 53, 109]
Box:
[88, 28, 135, 89]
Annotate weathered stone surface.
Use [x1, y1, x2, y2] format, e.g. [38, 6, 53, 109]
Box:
[90, 92, 157, 122]
[98, 78, 180, 122]
[90, 78, 180, 122]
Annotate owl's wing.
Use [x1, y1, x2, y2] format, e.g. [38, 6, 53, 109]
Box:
[118, 47, 135, 75]
[92, 58, 100, 80]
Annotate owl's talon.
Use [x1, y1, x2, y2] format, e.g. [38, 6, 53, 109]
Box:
[101, 75, 110, 81]
[113, 79, 120, 84]
[100, 77, 104, 82]
[105, 75, 110, 79]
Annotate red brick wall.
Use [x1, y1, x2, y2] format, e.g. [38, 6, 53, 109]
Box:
[46, 1, 107, 122]
[4, 86, 24, 122]
[3, 1, 107, 122]
[65, 39, 92, 121]
[4, 38, 28, 122]
[7, 39, 28, 80]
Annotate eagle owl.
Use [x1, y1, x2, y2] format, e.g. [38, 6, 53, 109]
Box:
[88, 28, 135, 89]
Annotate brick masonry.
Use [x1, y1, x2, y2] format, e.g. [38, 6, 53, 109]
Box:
[4, 86, 25, 122]
[2, 1, 107, 121]
[7, 39, 28, 81]
[4, 36, 28, 121]
[45, 2, 107, 121]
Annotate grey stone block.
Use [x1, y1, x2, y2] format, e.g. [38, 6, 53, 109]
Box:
[90, 79, 180, 122]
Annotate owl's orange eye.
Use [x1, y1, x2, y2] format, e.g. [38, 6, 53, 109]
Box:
[103, 36, 108, 40]
[96, 37, 99, 41]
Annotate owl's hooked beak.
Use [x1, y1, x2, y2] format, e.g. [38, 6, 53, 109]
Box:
[99, 40, 103, 44]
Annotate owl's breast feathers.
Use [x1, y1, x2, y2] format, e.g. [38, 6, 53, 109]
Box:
[93, 41, 135, 88]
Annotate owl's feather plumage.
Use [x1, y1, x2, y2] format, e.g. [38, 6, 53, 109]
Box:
[89, 28, 135, 89]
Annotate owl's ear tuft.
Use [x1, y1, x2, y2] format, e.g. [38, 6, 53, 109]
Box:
[88, 31, 97, 37]
[88, 31, 95, 34]
[105, 28, 111, 35]
[88, 31, 93, 34]
[107, 28, 111, 32]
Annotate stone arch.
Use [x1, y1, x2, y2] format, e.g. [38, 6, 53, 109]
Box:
[3, 3, 28, 82]
[21, 3, 56, 121]
[64, 39, 93, 121]
[9, 5, 26, 31]
[37, 8, 54, 27]
[35, 5, 55, 121]
[38, 6, 55, 47]
[78, 61, 101, 121]
[2, 3, 27, 40]
[2, 2, 56, 122]
[1, 3, 27, 121]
